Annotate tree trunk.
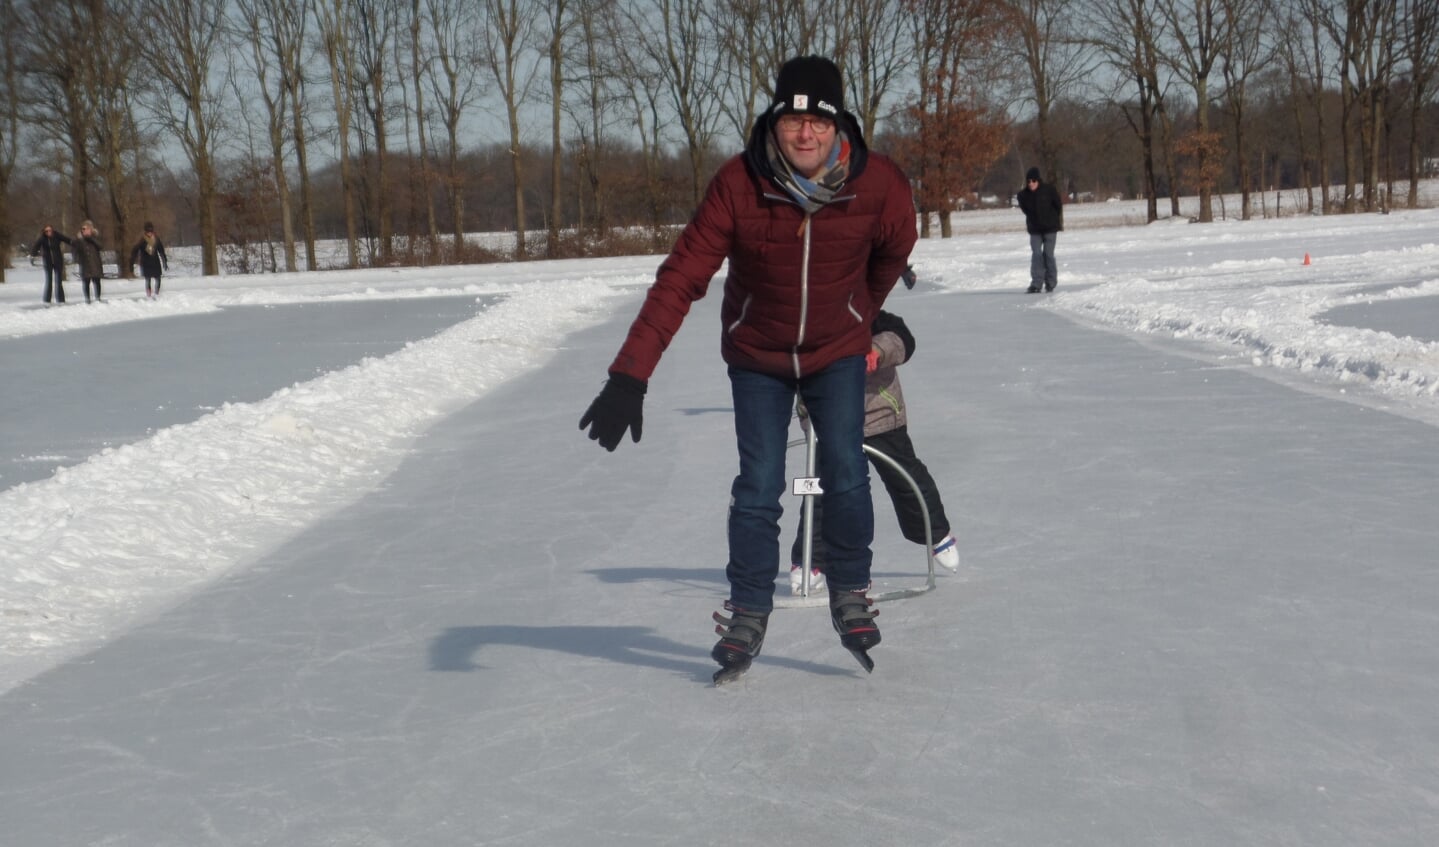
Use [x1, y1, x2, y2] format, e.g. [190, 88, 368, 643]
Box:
[324, 19, 360, 268]
[508, 100, 527, 259]
[372, 106, 393, 263]
[1195, 78, 1213, 223]
[548, 30, 563, 258]
[293, 95, 318, 270]
[1409, 87, 1425, 209]
[410, 0, 439, 253]
[269, 115, 298, 272]
[196, 147, 219, 276]
[447, 129, 465, 252]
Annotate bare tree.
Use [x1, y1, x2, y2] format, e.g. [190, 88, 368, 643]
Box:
[89, 0, 146, 279]
[143, 0, 231, 275]
[622, 0, 726, 205]
[837, 0, 913, 139]
[707, 0, 769, 141]
[1155, 0, 1235, 223]
[479, 0, 539, 258]
[1400, 0, 1439, 207]
[1268, 0, 1329, 213]
[902, 0, 1011, 238]
[231, 0, 316, 270]
[352, 0, 400, 263]
[1216, 0, 1271, 218]
[220, 108, 286, 272]
[317, 0, 361, 267]
[282, 0, 319, 270]
[0, 0, 18, 282]
[767, 0, 842, 59]
[1082, 0, 1173, 221]
[1321, 0, 1400, 212]
[422, 0, 484, 251]
[1004, 0, 1096, 189]
[567, 0, 626, 235]
[233, 0, 305, 271]
[19, 0, 96, 229]
[710, 0, 905, 141]
[15, 0, 142, 273]
[391, 0, 433, 256]
[405, 0, 440, 254]
[604, 0, 675, 249]
[541, 0, 576, 256]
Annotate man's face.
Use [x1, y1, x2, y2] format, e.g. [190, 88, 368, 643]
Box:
[43, 227, 53, 236]
[775, 114, 838, 179]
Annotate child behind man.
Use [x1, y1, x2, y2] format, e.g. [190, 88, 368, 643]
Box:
[791, 303, 960, 594]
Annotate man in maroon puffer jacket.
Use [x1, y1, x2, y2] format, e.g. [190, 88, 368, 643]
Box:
[580, 55, 917, 681]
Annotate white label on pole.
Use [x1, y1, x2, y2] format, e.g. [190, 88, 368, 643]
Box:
[792, 477, 823, 496]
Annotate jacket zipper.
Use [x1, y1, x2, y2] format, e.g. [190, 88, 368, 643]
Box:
[793, 210, 813, 378]
[760, 189, 856, 379]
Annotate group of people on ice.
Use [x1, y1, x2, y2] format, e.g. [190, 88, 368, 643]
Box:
[28, 220, 169, 304]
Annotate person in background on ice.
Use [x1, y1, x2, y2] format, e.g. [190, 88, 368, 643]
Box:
[30, 224, 71, 304]
[1017, 166, 1063, 293]
[789, 301, 960, 597]
[74, 220, 105, 303]
[579, 55, 917, 680]
[129, 221, 168, 298]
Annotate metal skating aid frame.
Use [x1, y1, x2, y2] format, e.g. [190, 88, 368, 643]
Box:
[773, 422, 938, 609]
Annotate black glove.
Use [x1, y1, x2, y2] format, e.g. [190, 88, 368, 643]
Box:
[900, 265, 917, 289]
[579, 372, 646, 451]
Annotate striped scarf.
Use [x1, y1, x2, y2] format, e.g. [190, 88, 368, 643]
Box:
[765, 127, 853, 215]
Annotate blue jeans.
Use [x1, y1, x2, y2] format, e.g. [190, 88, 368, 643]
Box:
[1030, 231, 1058, 289]
[726, 357, 872, 612]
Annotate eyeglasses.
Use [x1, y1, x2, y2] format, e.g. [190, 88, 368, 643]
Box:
[776, 114, 836, 135]
[1027, 178, 1039, 184]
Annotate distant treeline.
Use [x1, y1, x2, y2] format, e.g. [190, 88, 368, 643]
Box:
[2, 0, 1436, 282]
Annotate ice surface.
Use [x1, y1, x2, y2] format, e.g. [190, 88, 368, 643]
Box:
[1, 203, 1437, 845]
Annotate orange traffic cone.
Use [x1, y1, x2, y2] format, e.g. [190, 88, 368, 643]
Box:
[1303, 253, 1311, 265]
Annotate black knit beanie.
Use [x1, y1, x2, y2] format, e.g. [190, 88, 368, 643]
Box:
[1026, 167, 1041, 182]
[771, 56, 843, 119]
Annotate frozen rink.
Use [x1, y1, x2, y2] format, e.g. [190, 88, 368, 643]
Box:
[2, 205, 1438, 845]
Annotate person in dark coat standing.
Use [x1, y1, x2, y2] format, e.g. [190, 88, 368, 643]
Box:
[129, 221, 169, 298]
[30, 224, 72, 304]
[1017, 166, 1063, 292]
[579, 55, 917, 679]
[74, 220, 106, 303]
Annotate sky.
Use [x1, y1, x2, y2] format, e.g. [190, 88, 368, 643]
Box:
[1, 197, 1438, 845]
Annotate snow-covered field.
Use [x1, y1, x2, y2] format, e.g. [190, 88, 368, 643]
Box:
[2, 197, 1438, 845]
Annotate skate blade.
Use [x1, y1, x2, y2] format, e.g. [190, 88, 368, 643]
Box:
[712, 660, 752, 686]
[845, 647, 874, 674]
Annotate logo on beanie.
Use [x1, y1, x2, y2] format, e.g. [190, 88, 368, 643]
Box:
[816, 99, 837, 116]
[792, 94, 809, 111]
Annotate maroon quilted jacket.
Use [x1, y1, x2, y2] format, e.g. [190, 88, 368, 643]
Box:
[609, 114, 917, 382]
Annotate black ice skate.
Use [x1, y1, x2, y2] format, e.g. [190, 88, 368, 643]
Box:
[710, 601, 769, 685]
[829, 586, 880, 673]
